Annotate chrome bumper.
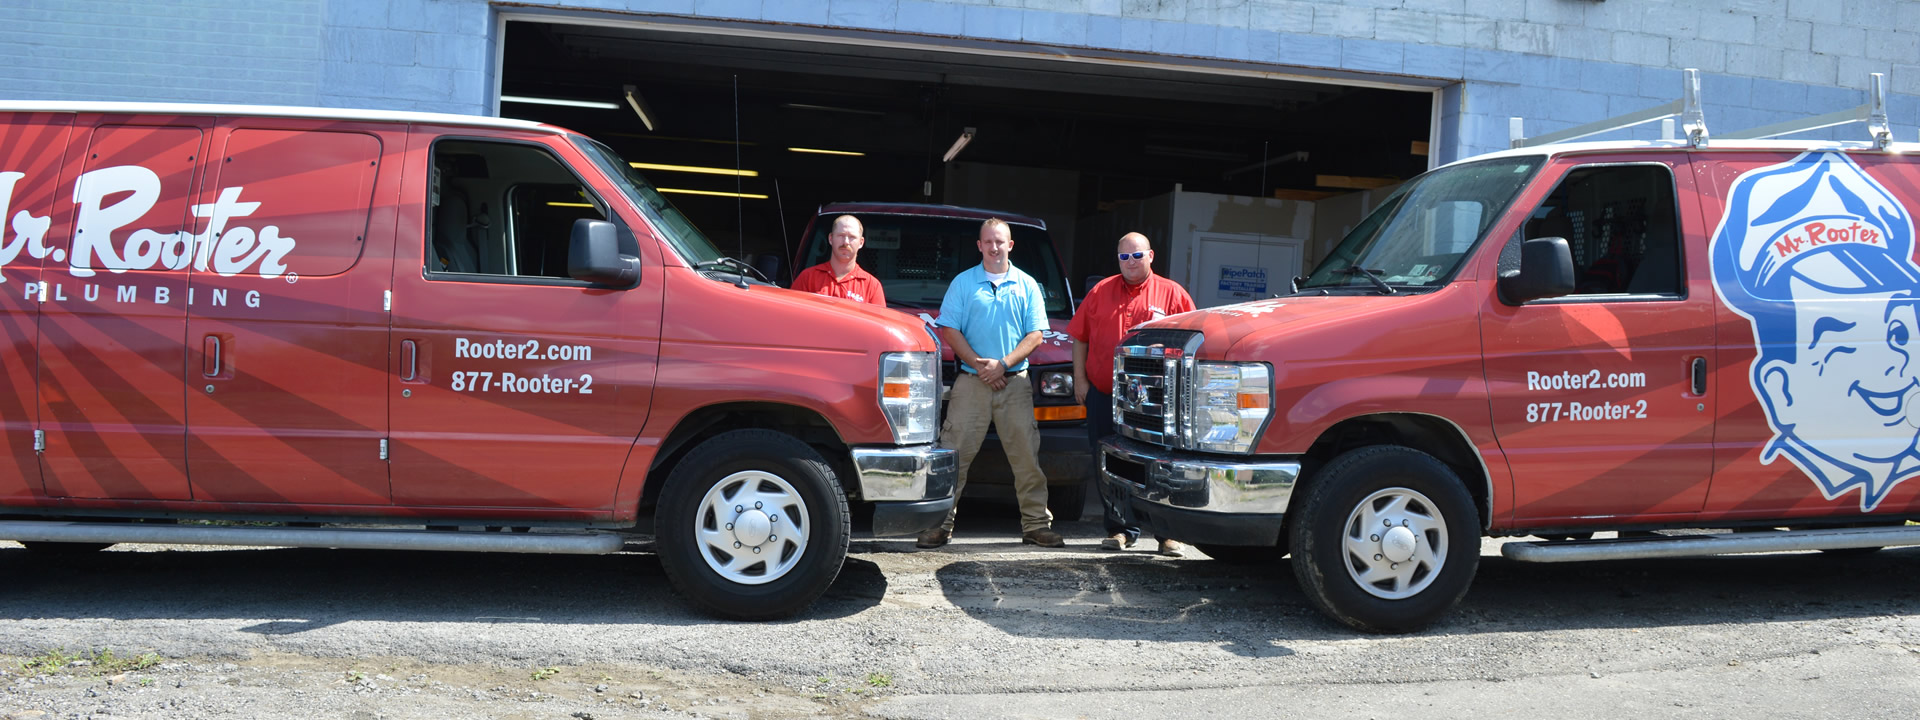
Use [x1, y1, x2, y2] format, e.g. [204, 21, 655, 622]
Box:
[851, 444, 957, 502]
[1099, 435, 1298, 514]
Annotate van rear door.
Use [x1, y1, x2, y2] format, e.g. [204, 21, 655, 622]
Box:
[37, 118, 206, 500]
[0, 111, 71, 501]
[183, 120, 396, 505]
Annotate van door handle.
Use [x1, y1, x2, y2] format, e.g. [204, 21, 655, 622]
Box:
[203, 336, 221, 378]
[1691, 357, 1707, 396]
[401, 339, 418, 381]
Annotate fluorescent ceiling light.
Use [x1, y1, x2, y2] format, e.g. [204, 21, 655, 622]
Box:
[630, 162, 758, 177]
[546, 202, 595, 208]
[623, 84, 656, 131]
[781, 102, 884, 117]
[788, 147, 866, 156]
[657, 188, 769, 199]
[501, 95, 619, 109]
[942, 127, 976, 163]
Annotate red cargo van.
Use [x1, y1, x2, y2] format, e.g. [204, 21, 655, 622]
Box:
[793, 203, 1089, 519]
[0, 101, 955, 620]
[1102, 84, 1920, 632]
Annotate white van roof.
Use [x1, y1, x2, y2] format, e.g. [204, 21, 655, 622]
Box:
[1448, 138, 1920, 169]
[0, 101, 559, 133]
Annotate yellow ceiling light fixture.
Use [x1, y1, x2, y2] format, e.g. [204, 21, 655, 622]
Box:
[546, 201, 595, 208]
[788, 147, 866, 156]
[629, 162, 759, 177]
[657, 188, 769, 199]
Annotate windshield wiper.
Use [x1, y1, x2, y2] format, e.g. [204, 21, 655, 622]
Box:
[1339, 266, 1397, 295]
[693, 257, 770, 287]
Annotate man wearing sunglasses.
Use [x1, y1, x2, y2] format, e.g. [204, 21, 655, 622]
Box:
[1067, 232, 1195, 556]
[791, 215, 887, 306]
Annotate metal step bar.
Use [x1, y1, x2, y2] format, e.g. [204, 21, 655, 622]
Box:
[1510, 69, 1898, 151]
[1502, 525, 1920, 563]
[0, 520, 629, 555]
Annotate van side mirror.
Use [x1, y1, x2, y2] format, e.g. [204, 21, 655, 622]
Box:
[568, 219, 640, 287]
[1498, 236, 1575, 305]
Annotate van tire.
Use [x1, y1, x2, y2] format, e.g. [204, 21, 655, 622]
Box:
[655, 429, 850, 621]
[1289, 445, 1479, 633]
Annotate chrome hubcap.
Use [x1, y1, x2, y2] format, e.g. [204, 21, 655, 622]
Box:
[1342, 487, 1448, 600]
[695, 471, 809, 585]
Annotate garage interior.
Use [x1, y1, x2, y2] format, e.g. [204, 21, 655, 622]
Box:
[497, 19, 1437, 294]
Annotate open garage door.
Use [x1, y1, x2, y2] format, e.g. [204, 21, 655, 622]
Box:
[496, 16, 1437, 295]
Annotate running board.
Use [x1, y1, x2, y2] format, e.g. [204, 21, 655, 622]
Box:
[0, 521, 628, 555]
[1502, 525, 1920, 563]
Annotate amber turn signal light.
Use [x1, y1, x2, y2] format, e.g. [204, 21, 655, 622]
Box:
[1033, 405, 1086, 421]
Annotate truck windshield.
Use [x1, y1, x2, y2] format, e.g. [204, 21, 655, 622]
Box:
[1302, 156, 1541, 291]
[571, 136, 728, 266]
[799, 215, 1074, 318]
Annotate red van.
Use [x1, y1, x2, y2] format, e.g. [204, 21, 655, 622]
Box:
[793, 203, 1089, 518]
[1102, 98, 1920, 631]
[0, 102, 955, 620]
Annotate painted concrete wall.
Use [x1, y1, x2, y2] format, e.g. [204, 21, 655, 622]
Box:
[1, 0, 1915, 164]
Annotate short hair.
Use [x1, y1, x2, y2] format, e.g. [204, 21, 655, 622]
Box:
[980, 217, 1010, 236]
[832, 214, 863, 235]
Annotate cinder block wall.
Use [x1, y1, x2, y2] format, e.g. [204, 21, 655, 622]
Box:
[1, 0, 1913, 163]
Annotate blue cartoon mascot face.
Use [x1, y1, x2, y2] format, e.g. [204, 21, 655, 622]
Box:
[1710, 151, 1920, 511]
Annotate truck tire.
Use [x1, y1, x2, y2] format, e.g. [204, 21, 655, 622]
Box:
[1289, 446, 1479, 633]
[1048, 479, 1087, 523]
[655, 429, 850, 621]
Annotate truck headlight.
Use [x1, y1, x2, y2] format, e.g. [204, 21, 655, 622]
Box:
[1186, 362, 1271, 453]
[1036, 369, 1074, 397]
[880, 351, 939, 444]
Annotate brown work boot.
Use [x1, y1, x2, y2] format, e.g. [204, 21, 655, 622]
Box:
[1022, 528, 1066, 548]
[1157, 538, 1187, 558]
[915, 527, 951, 549]
[1099, 533, 1135, 551]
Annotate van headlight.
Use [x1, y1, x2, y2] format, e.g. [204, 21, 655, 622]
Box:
[880, 351, 939, 444]
[1036, 369, 1074, 397]
[1185, 362, 1271, 453]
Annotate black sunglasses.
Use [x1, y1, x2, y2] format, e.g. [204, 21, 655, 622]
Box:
[1117, 251, 1146, 260]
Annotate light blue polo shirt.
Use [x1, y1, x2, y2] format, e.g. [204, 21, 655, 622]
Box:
[936, 263, 1050, 374]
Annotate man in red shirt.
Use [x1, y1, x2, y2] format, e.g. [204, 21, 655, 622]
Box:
[791, 215, 887, 306]
[1067, 232, 1196, 556]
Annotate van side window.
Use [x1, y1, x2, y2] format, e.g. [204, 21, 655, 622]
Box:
[429, 139, 607, 281]
[1512, 164, 1682, 297]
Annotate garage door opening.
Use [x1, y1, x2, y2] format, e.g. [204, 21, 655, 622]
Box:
[497, 17, 1437, 300]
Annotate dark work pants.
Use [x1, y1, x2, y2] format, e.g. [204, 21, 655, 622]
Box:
[1086, 388, 1148, 542]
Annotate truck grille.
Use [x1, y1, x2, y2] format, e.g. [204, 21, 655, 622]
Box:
[1111, 330, 1203, 448]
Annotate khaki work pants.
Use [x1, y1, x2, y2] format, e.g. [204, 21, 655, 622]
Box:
[939, 371, 1052, 533]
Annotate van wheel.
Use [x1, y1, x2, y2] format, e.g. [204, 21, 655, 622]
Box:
[1289, 446, 1479, 633]
[655, 429, 850, 621]
[1048, 480, 1087, 523]
[20, 541, 115, 554]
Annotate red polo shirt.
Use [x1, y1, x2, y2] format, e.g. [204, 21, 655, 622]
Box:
[1067, 273, 1196, 394]
[791, 262, 887, 306]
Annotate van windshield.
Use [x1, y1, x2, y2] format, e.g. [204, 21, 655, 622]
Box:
[571, 136, 727, 266]
[798, 214, 1073, 318]
[1302, 156, 1541, 291]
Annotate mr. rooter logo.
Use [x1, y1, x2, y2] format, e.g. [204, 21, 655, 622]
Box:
[1710, 151, 1920, 512]
[0, 165, 297, 281]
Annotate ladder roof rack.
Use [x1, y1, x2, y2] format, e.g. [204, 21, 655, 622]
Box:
[1510, 69, 1898, 151]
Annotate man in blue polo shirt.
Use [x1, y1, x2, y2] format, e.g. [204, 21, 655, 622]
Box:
[916, 217, 1064, 549]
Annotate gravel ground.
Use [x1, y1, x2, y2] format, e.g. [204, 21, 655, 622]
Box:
[4, 499, 1919, 719]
